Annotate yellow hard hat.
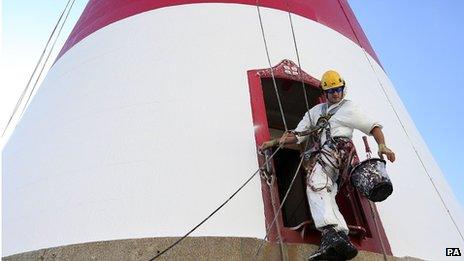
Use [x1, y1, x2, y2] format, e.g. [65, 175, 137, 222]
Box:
[320, 70, 345, 91]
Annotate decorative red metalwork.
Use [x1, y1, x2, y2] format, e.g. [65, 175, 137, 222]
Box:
[256, 59, 320, 88]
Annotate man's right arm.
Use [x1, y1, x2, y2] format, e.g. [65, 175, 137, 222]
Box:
[370, 126, 396, 162]
[259, 110, 312, 151]
[259, 132, 298, 151]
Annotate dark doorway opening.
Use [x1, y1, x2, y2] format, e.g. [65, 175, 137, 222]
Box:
[260, 77, 321, 227]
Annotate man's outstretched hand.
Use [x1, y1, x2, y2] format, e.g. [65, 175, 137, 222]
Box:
[259, 139, 279, 152]
[378, 144, 396, 162]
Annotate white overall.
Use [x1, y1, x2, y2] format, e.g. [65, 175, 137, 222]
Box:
[295, 99, 381, 234]
[305, 143, 349, 234]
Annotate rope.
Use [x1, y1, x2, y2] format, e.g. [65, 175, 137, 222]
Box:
[253, 121, 331, 258]
[254, 138, 310, 257]
[267, 172, 287, 261]
[2, 0, 74, 137]
[336, 0, 464, 242]
[255, 152, 305, 256]
[256, 0, 289, 131]
[369, 201, 388, 261]
[20, 0, 77, 117]
[283, 0, 311, 115]
[148, 146, 283, 260]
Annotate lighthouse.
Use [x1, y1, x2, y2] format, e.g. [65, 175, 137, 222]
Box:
[3, 0, 463, 260]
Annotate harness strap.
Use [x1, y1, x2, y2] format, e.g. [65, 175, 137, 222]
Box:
[305, 101, 353, 191]
[320, 100, 347, 142]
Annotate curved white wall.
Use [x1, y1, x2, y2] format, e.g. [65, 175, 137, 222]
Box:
[3, 3, 463, 259]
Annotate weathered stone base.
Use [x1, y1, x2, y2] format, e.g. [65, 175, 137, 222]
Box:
[3, 237, 423, 261]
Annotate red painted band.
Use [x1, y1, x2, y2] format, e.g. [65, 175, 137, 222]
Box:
[57, 0, 380, 64]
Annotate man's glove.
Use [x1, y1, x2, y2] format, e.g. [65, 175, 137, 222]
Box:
[259, 139, 279, 151]
[378, 144, 396, 162]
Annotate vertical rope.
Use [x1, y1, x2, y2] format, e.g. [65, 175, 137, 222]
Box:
[255, 137, 311, 258]
[369, 202, 388, 261]
[268, 174, 287, 261]
[20, 0, 77, 117]
[2, 0, 74, 136]
[283, 0, 311, 114]
[256, 1, 289, 131]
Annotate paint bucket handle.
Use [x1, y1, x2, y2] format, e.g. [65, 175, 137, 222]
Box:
[362, 136, 372, 159]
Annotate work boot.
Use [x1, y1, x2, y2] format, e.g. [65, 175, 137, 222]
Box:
[336, 231, 358, 260]
[308, 226, 344, 261]
[308, 226, 358, 260]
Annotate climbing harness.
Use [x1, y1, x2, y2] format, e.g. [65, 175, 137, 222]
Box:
[303, 100, 355, 191]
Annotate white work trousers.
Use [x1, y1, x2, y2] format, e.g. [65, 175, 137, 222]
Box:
[306, 157, 349, 234]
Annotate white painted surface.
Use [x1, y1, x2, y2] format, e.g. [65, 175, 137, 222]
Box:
[3, 4, 463, 259]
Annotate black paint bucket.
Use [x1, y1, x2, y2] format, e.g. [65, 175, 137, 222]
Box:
[350, 158, 393, 202]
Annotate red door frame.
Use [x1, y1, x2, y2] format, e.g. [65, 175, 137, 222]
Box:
[247, 59, 392, 254]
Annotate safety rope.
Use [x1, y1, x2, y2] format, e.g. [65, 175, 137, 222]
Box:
[263, 134, 295, 261]
[283, 0, 311, 115]
[2, 0, 74, 137]
[336, 0, 464, 243]
[264, 166, 287, 261]
[21, 0, 77, 117]
[369, 201, 388, 261]
[149, 3, 319, 250]
[254, 137, 310, 257]
[256, 0, 289, 131]
[249, 24, 334, 250]
[253, 2, 297, 259]
[148, 146, 283, 260]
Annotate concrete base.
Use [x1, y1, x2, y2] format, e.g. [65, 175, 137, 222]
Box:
[3, 237, 423, 261]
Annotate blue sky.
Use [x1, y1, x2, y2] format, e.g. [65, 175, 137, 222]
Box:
[1, 0, 88, 143]
[349, 0, 464, 206]
[1, 1, 463, 207]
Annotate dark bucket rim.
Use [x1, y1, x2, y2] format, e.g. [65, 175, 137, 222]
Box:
[350, 158, 387, 175]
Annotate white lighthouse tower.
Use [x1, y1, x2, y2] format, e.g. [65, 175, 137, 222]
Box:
[3, 0, 463, 260]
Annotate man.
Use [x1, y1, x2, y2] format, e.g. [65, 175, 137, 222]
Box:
[260, 70, 395, 260]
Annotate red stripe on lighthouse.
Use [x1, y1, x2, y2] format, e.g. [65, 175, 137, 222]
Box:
[57, 0, 380, 64]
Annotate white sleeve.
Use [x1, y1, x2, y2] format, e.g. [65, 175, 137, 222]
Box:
[294, 111, 312, 144]
[338, 102, 382, 135]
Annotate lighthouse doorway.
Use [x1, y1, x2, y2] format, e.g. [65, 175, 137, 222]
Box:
[259, 76, 321, 228]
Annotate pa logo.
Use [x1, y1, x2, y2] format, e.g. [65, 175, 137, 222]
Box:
[446, 248, 461, 256]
